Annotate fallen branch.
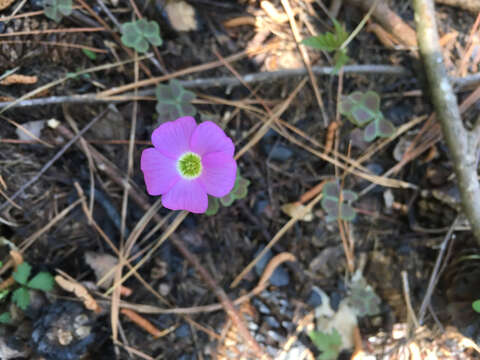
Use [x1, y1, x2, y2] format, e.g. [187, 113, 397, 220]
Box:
[2, 66, 480, 110]
[436, 0, 480, 12]
[413, 0, 480, 246]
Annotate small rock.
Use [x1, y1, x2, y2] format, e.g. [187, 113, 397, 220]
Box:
[307, 287, 324, 307]
[269, 144, 293, 161]
[175, 323, 190, 338]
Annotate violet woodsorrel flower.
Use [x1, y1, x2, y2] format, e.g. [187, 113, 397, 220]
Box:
[141, 116, 237, 213]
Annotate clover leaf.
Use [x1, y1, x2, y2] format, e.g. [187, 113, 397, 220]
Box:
[121, 19, 163, 53]
[220, 173, 250, 207]
[156, 80, 196, 122]
[308, 328, 342, 360]
[340, 91, 395, 141]
[321, 181, 357, 222]
[43, 0, 72, 23]
[205, 170, 250, 215]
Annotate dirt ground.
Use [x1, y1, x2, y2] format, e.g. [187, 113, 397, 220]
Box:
[1, 0, 480, 359]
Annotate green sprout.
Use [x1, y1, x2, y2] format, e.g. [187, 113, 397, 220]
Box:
[156, 79, 196, 123]
[43, 0, 72, 22]
[302, 19, 350, 74]
[321, 181, 357, 222]
[205, 170, 250, 216]
[0, 262, 54, 322]
[308, 328, 342, 360]
[340, 90, 395, 142]
[121, 19, 163, 53]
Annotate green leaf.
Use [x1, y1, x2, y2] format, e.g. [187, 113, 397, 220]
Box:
[13, 263, 31, 285]
[323, 181, 339, 199]
[340, 91, 382, 127]
[302, 20, 348, 53]
[341, 190, 358, 202]
[308, 329, 342, 360]
[363, 91, 380, 112]
[205, 196, 220, 216]
[339, 203, 356, 221]
[121, 19, 163, 53]
[0, 289, 9, 300]
[376, 117, 396, 138]
[321, 197, 339, 214]
[220, 192, 235, 207]
[363, 121, 377, 142]
[473, 300, 480, 313]
[156, 80, 196, 122]
[0, 312, 10, 324]
[331, 49, 350, 74]
[82, 48, 97, 60]
[43, 0, 72, 22]
[27, 272, 54, 292]
[12, 287, 30, 310]
[135, 38, 149, 53]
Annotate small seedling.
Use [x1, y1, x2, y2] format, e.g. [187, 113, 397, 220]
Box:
[121, 19, 163, 53]
[205, 171, 250, 215]
[156, 80, 196, 122]
[43, 0, 72, 22]
[321, 181, 357, 222]
[308, 328, 342, 360]
[0, 262, 54, 323]
[340, 91, 395, 141]
[302, 19, 350, 74]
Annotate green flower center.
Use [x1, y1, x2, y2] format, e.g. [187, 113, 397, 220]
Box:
[177, 152, 202, 179]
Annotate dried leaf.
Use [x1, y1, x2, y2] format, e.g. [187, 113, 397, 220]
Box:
[85, 252, 117, 289]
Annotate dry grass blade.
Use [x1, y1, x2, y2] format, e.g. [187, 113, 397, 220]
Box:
[104, 211, 189, 296]
[235, 78, 308, 159]
[281, 0, 329, 126]
[19, 199, 81, 252]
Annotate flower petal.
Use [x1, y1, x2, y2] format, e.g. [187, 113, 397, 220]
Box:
[190, 121, 234, 157]
[162, 179, 208, 213]
[198, 152, 237, 197]
[141, 148, 180, 195]
[151, 116, 197, 159]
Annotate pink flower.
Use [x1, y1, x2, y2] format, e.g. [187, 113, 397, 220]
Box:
[141, 116, 237, 213]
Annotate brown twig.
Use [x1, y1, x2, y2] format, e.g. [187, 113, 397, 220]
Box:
[414, 0, 480, 246]
[347, 0, 417, 47]
[435, 0, 480, 12]
[120, 308, 168, 338]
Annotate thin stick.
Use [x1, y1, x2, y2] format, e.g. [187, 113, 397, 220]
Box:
[414, 0, 480, 246]
[281, 0, 329, 126]
[417, 217, 459, 324]
[401, 271, 420, 330]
